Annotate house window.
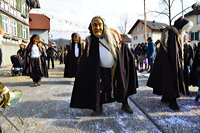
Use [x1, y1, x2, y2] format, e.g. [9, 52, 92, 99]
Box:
[22, 25, 26, 38]
[133, 36, 138, 40]
[198, 15, 200, 24]
[191, 32, 200, 41]
[1, 2, 4, 8]
[191, 32, 194, 41]
[9, 0, 15, 7]
[5, 2, 9, 11]
[135, 27, 139, 32]
[195, 32, 199, 40]
[2, 16, 9, 33]
[142, 26, 144, 30]
[11, 20, 17, 36]
[21, 4, 26, 15]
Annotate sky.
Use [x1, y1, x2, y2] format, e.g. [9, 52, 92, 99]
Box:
[30, 0, 199, 40]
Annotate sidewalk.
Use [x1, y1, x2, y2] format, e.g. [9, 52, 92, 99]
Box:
[131, 71, 200, 133]
[0, 62, 199, 133]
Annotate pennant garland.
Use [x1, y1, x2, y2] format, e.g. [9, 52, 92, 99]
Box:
[32, 10, 88, 30]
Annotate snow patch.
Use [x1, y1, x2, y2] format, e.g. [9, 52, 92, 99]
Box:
[102, 130, 115, 133]
[158, 117, 190, 126]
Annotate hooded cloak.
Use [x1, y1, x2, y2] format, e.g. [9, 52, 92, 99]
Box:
[70, 17, 138, 111]
[147, 18, 193, 98]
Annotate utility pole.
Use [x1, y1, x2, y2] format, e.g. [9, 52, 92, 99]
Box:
[180, 0, 184, 18]
[169, 0, 172, 25]
[144, 0, 147, 43]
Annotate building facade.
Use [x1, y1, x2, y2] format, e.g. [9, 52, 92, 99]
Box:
[0, 0, 29, 66]
[184, 9, 200, 47]
[128, 19, 168, 48]
[29, 13, 50, 44]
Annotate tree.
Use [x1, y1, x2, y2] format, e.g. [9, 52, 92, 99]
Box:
[149, 0, 198, 26]
[149, 0, 176, 26]
[118, 14, 130, 34]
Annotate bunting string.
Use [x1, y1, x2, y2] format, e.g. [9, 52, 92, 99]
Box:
[31, 10, 88, 30]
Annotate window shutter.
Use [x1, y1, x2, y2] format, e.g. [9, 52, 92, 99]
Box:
[26, 27, 29, 39]
[16, 0, 21, 12]
[195, 32, 199, 40]
[191, 32, 194, 41]
[20, 24, 22, 37]
[0, 14, 2, 27]
[17, 23, 22, 37]
[25, 4, 28, 17]
[17, 23, 20, 37]
[16, 0, 19, 10]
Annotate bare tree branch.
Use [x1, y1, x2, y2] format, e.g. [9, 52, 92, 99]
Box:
[147, 11, 169, 17]
[118, 14, 130, 34]
[170, 0, 176, 7]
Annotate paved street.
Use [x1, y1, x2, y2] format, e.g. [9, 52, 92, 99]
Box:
[0, 61, 200, 133]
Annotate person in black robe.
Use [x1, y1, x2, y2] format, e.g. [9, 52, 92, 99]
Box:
[23, 34, 48, 85]
[70, 16, 138, 115]
[64, 33, 85, 78]
[183, 36, 194, 95]
[189, 42, 200, 102]
[147, 18, 193, 110]
[46, 44, 57, 69]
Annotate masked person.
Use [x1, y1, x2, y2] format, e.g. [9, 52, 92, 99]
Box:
[23, 34, 48, 85]
[183, 35, 193, 95]
[64, 33, 85, 78]
[147, 18, 193, 110]
[70, 16, 138, 115]
[189, 42, 200, 102]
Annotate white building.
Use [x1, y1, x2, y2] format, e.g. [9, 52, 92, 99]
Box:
[128, 19, 168, 48]
[184, 9, 200, 46]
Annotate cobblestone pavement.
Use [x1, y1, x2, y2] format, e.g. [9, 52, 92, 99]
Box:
[0, 61, 199, 133]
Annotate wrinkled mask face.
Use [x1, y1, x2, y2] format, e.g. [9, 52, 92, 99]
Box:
[91, 17, 104, 38]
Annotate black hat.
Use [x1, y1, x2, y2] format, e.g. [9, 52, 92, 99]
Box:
[147, 37, 152, 41]
[174, 18, 190, 30]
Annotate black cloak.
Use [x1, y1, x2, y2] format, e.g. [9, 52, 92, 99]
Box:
[70, 35, 138, 111]
[64, 41, 84, 78]
[189, 46, 200, 86]
[147, 18, 193, 98]
[147, 27, 185, 99]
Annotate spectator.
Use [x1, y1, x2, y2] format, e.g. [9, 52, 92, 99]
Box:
[59, 47, 65, 64]
[147, 37, 156, 73]
[46, 44, 57, 69]
[17, 44, 26, 59]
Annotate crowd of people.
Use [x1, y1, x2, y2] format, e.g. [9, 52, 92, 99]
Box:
[1, 17, 200, 117]
[133, 37, 156, 73]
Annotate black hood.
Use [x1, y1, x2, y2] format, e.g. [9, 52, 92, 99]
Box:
[174, 18, 190, 30]
[26, 0, 40, 8]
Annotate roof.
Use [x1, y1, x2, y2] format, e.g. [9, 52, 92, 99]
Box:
[128, 19, 168, 34]
[184, 9, 200, 17]
[120, 34, 131, 42]
[29, 13, 50, 30]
